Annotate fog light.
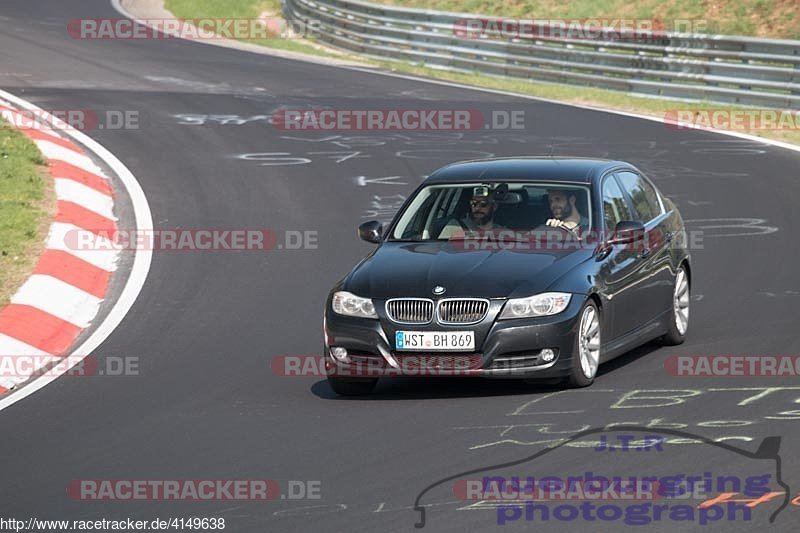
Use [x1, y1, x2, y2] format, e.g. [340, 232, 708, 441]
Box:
[540, 349, 556, 362]
[330, 347, 350, 363]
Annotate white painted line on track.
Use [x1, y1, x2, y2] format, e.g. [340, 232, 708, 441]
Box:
[112, 0, 800, 155]
[343, 67, 800, 154]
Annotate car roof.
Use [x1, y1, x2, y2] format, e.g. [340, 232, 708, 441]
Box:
[424, 157, 630, 185]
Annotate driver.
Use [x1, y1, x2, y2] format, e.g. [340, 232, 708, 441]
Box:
[438, 186, 505, 239]
[545, 188, 589, 236]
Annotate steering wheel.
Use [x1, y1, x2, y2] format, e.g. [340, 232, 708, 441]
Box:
[533, 222, 582, 240]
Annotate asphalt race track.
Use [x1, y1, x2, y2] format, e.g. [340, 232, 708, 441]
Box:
[2, 1, 800, 531]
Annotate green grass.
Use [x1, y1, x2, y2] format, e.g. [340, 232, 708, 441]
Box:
[0, 120, 50, 306]
[163, 0, 800, 147]
[165, 0, 356, 57]
[166, 0, 273, 18]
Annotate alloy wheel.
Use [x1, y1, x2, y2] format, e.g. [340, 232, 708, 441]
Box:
[673, 268, 690, 335]
[578, 305, 601, 379]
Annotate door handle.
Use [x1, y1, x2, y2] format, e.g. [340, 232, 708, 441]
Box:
[638, 248, 652, 259]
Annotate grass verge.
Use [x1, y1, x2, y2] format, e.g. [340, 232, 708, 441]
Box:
[0, 119, 53, 307]
[165, 0, 354, 57]
[164, 0, 800, 147]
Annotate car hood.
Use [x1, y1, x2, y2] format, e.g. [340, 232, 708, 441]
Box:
[343, 241, 594, 299]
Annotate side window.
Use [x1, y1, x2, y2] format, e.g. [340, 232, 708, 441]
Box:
[616, 171, 661, 223]
[601, 176, 634, 232]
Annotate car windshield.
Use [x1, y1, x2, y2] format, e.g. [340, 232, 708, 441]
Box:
[390, 182, 592, 241]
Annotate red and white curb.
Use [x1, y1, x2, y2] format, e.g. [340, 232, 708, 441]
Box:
[0, 100, 120, 395]
[0, 90, 150, 412]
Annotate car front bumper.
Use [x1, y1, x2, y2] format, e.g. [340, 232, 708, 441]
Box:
[323, 294, 585, 379]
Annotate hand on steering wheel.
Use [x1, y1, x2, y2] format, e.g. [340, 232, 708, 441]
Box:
[546, 218, 578, 230]
[544, 218, 582, 240]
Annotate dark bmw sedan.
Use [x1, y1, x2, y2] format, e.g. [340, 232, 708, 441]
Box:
[324, 158, 691, 395]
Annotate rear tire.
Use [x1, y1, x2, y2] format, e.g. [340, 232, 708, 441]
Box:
[567, 300, 601, 388]
[327, 376, 378, 396]
[661, 265, 689, 346]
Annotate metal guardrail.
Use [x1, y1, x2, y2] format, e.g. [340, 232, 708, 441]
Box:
[283, 0, 800, 108]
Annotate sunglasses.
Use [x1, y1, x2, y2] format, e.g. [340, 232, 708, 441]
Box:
[470, 200, 493, 208]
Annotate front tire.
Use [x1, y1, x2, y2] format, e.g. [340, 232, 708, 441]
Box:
[327, 376, 378, 396]
[567, 300, 601, 388]
[661, 265, 689, 346]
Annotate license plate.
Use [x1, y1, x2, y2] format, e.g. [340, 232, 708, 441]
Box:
[395, 331, 475, 351]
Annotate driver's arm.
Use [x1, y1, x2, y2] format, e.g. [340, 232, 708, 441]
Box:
[545, 218, 578, 230]
[438, 219, 464, 239]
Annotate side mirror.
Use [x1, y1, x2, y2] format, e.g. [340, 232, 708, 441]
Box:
[358, 220, 383, 244]
[609, 220, 645, 245]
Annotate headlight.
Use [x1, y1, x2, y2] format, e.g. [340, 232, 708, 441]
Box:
[332, 291, 378, 319]
[499, 292, 572, 319]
